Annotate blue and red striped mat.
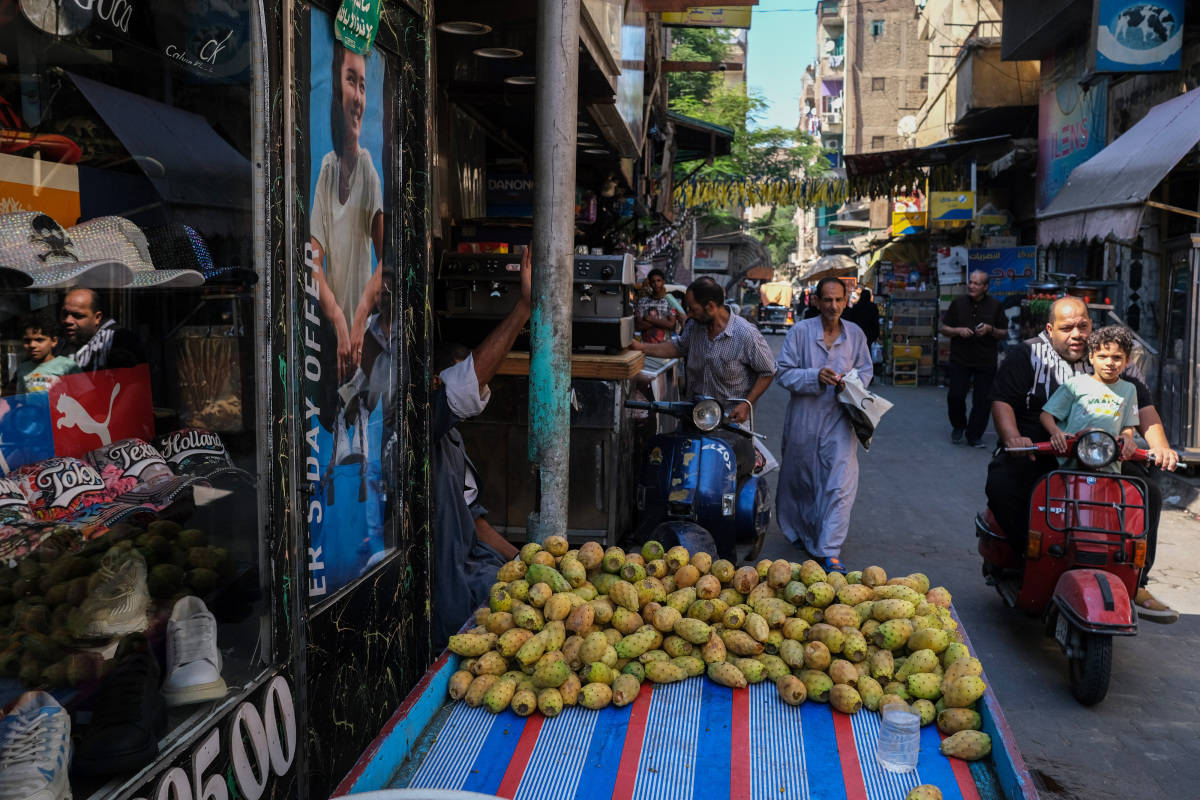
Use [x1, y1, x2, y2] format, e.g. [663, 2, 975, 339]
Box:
[402, 680, 982, 800]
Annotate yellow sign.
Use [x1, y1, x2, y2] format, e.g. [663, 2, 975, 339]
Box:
[0, 153, 80, 228]
[891, 196, 926, 236]
[929, 191, 974, 228]
[661, 7, 754, 27]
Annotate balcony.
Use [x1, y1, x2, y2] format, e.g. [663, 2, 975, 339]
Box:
[817, 0, 843, 29]
[953, 31, 1039, 136]
[822, 111, 843, 134]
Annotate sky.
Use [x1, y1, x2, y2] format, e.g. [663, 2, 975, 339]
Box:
[746, 1, 818, 131]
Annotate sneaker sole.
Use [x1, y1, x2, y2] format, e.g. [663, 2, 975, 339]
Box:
[163, 677, 228, 707]
[1137, 607, 1180, 624]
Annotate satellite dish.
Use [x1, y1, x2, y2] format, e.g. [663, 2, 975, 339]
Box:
[897, 115, 918, 138]
[823, 39, 836, 54]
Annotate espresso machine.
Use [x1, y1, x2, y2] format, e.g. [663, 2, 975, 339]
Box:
[437, 252, 636, 350]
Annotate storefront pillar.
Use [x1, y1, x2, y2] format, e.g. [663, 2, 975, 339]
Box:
[527, 0, 580, 542]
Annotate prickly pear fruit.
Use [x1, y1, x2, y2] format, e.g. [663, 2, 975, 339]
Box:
[615, 629, 658, 659]
[662, 635, 693, 658]
[871, 598, 916, 622]
[645, 660, 687, 684]
[464, 674, 498, 708]
[580, 682, 614, 710]
[448, 670, 473, 700]
[798, 560, 827, 586]
[861, 565, 887, 587]
[942, 675, 986, 708]
[782, 617, 810, 641]
[841, 628, 868, 663]
[907, 628, 950, 654]
[776, 674, 808, 705]
[674, 617, 713, 645]
[602, 547, 626, 574]
[911, 698, 936, 726]
[937, 708, 982, 734]
[745, 612, 770, 643]
[497, 559, 527, 583]
[884, 681, 911, 701]
[873, 619, 914, 651]
[828, 659, 859, 686]
[902, 649, 941, 676]
[821, 604, 859, 629]
[782, 580, 808, 606]
[535, 687, 563, 717]
[905, 785, 942, 800]
[799, 669, 834, 703]
[721, 629, 764, 656]
[878, 694, 908, 712]
[653, 605, 682, 633]
[942, 657, 983, 687]
[672, 655, 706, 678]
[907, 672, 943, 701]
[829, 684, 862, 715]
[803, 641, 831, 671]
[767, 559, 793, 589]
[471, 651, 507, 676]
[559, 673, 582, 705]
[779, 638, 806, 670]
[857, 676, 884, 711]
[836, 584, 875, 606]
[707, 660, 749, 689]
[805, 581, 836, 608]
[925, 586, 952, 608]
[533, 656, 570, 689]
[757, 654, 791, 682]
[941, 642, 970, 668]
[511, 688, 538, 716]
[513, 603, 545, 631]
[874, 584, 923, 605]
[565, 602, 595, 635]
[612, 673, 642, 707]
[734, 658, 766, 684]
[806, 622, 845, 653]
[939, 730, 991, 761]
[448, 632, 496, 657]
[484, 676, 518, 713]
[527, 563, 572, 594]
[699, 630, 726, 664]
[581, 661, 615, 685]
[608, 579, 639, 612]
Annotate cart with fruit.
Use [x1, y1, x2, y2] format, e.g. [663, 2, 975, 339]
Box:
[335, 540, 1038, 800]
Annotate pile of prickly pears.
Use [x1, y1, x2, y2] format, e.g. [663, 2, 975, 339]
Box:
[445, 539, 992, 763]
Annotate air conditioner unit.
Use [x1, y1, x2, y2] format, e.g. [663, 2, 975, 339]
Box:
[823, 112, 842, 125]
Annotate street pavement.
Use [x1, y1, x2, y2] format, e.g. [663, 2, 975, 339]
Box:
[752, 331, 1200, 800]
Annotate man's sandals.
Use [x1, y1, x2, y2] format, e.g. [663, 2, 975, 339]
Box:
[824, 556, 847, 574]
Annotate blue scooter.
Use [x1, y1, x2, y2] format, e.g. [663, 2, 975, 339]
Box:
[624, 397, 771, 563]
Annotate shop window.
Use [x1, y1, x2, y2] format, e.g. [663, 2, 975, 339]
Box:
[0, 5, 270, 797]
[872, 135, 886, 149]
[872, 77, 886, 92]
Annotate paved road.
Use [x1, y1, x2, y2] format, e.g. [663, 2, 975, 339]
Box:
[752, 331, 1200, 800]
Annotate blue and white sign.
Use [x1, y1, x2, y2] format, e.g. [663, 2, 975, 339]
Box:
[1095, 1, 1184, 72]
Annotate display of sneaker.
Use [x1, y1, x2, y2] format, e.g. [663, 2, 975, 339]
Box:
[72, 635, 165, 777]
[76, 549, 149, 639]
[0, 691, 71, 800]
[162, 596, 227, 707]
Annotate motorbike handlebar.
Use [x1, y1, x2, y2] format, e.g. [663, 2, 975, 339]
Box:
[1002, 437, 1187, 468]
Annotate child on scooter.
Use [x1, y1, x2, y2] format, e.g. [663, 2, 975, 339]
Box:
[1039, 325, 1139, 472]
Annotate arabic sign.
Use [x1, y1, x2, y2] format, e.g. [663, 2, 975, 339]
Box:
[335, 0, 382, 54]
[892, 195, 926, 236]
[968, 247, 1036, 298]
[1037, 46, 1108, 209]
[1093, 0, 1184, 72]
[929, 191, 974, 227]
[661, 7, 753, 27]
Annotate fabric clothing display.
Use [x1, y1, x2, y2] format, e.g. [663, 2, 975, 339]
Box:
[774, 318, 873, 558]
[432, 355, 506, 649]
[672, 314, 776, 401]
[153, 428, 254, 485]
[70, 319, 147, 371]
[15, 355, 78, 393]
[310, 148, 384, 332]
[85, 438, 206, 508]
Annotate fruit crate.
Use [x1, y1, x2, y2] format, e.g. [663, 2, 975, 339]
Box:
[336, 612, 1039, 800]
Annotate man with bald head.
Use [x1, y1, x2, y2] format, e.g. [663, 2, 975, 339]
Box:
[988, 295, 1180, 622]
[940, 270, 1006, 446]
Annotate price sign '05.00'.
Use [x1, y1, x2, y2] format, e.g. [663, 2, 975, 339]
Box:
[134, 675, 297, 800]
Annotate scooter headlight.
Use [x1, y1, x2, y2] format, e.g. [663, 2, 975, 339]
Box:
[692, 399, 723, 431]
[1076, 430, 1118, 469]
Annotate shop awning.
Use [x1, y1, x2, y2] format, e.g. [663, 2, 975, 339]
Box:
[669, 111, 734, 163]
[796, 254, 856, 283]
[1038, 86, 1200, 246]
[68, 72, 251, 211]
[843, 135, 1012, 177]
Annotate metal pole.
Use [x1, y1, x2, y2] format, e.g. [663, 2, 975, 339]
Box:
[528, 0, 579, 543]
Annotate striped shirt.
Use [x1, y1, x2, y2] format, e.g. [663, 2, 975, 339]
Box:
[673, 313, 776, 401]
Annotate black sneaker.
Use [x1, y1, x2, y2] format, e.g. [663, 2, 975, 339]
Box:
[951, 428, 965, 444]
[72, 635, 167, 776]
[967, 440, 989, 449]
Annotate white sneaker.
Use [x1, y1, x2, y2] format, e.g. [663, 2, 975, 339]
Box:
[0, 691, 71, 800]
[162, 596, 226, 707]
[77, 550, 149, 639]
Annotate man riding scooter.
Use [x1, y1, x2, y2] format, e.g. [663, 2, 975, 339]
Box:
[987, 296, 1180, 622]
[631, 276, 776, 475]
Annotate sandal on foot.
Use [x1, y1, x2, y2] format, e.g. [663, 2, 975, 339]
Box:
[823, 556, 846, 574]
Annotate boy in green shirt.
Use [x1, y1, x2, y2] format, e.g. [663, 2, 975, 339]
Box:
[1040, 325, 1139, 472]
[13, 308, 78, 394]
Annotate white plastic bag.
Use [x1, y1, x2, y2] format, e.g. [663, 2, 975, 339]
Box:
[837, 368, 893, 451]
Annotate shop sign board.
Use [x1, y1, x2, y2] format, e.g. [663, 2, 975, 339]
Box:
[0, 153, 80, 228]
[693, 244, 730, 272]
[928, 192, 974, 228]
[892, 195, 926, 236]
[968, 246, 1036, 298]
[127, 674, 298, 800]
[1037, 46, 1108, 210]
[335, 0, 382, 54]
[1092, 0, 1184, 73]
[936, 246, 968, 286]
[661, 7, 754, 28]
[304, 8, 392, 599]
[486, 173, 534, 218]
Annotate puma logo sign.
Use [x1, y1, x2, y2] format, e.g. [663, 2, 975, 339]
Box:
[56, 384, 120, 445]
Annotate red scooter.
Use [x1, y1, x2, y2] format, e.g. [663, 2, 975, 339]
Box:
[975, 430, 1174, 705]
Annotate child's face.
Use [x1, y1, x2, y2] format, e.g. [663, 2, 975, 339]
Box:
[21, 328, 57, 363]
[1089, 341, 1127, 383]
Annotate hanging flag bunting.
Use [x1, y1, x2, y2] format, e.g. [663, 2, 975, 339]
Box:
[335, 0, 382, 54]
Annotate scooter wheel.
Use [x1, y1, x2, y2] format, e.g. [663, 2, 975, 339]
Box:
[1067, 631, 1112, 706]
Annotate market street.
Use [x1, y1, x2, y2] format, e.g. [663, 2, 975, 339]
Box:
[753, 332, 1200, 800]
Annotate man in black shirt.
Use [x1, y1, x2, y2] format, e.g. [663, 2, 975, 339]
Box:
[844, 285, 880, 347]
[988, 295, 1181, 622]
[62, 288, 147, 371]
[940, 271, 1007, 446]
